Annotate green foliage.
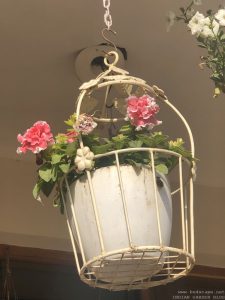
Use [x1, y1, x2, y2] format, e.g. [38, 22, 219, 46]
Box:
[33, 120, 194, 213]
[172, 1, 225, 97]
[33, 131, 78, 206]
[85, 124, 193, 176]
[92, 143, 113, 154]
[64, 113, 77, 127]
[168, 138, 192, 159]
[128, 140, 143, 148]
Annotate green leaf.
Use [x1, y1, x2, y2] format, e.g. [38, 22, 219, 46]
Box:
[51, 154, 63, 165]
[151, 132, 168, 144]
[82, 134, 100, 146]
[211, 74, 222, 82]
[119, 124, 133, 134]
[220, 34, 225, 41]
[156, 164, 168, 175]
[198, 43, 207, 48]
[125, 158, 142, 168]
[59, 163, 70, 173]
[64, 113, 77, 127]
[169, 140, 192, 159]
[41, 181, 55, 197]
[135, 134, 152, 146]
[51, 166, 58, 182]
[210, 58, 218, 62]
[33, 181, 43, 199]
[112, 134, 127, 142]
[111, 134, 129, 150]
[142, 158, 150, 164]
[128, 140, 143, 148]
[122, 151, 148, 165]
[39, 168, 52, 182]
[136, 132, 168, 148]
[65, 142, 77, 156]
[64, 120, 74, 126]
[92, 143, 112, 154]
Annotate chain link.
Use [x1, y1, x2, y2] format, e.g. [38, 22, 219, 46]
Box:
[103, 0, 110, 9]
[103, 0, 112, 29]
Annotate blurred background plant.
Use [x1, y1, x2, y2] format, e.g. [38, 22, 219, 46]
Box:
[167, 0, 225, 98]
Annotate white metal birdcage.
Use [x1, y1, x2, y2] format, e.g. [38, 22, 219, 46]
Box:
[60, 51, 196, 291]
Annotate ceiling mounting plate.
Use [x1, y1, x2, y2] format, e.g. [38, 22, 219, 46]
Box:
[75, 45, 126, 82]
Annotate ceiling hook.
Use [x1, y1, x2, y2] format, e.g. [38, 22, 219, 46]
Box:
[101, 28, 118, 52]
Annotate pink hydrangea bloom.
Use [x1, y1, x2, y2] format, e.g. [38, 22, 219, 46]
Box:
[126, 94, 162, 130]
[17, 121, 54, 154]
[74, 114, 97, 135]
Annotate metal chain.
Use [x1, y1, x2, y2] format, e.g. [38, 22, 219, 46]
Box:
[103, 0, 112, 29]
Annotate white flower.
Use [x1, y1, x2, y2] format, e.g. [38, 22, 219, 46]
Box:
[188, 12, 220, 38]
[200, 17, 219, 38]
[75, 146, 94, 171]
[215, 9, 225, 26]
[188, 12, 205, 35]
[193, 0, 202, 6]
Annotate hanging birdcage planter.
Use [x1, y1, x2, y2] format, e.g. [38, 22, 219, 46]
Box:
[16, 0, 196, 292]
[58, 51, 196, 290]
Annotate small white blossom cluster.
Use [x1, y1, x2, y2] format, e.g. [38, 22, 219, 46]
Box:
[168, 2, 225, 96]
[75, 147, 94, 171]
[188, 9, 225, 38]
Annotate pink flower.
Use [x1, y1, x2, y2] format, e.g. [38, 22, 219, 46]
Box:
[126, 94, 162, 130]
[17, 121, 54, 154]
[74, 114, 97, 135]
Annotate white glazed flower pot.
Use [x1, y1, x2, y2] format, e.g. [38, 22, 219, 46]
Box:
[66, 165, 172, 283]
